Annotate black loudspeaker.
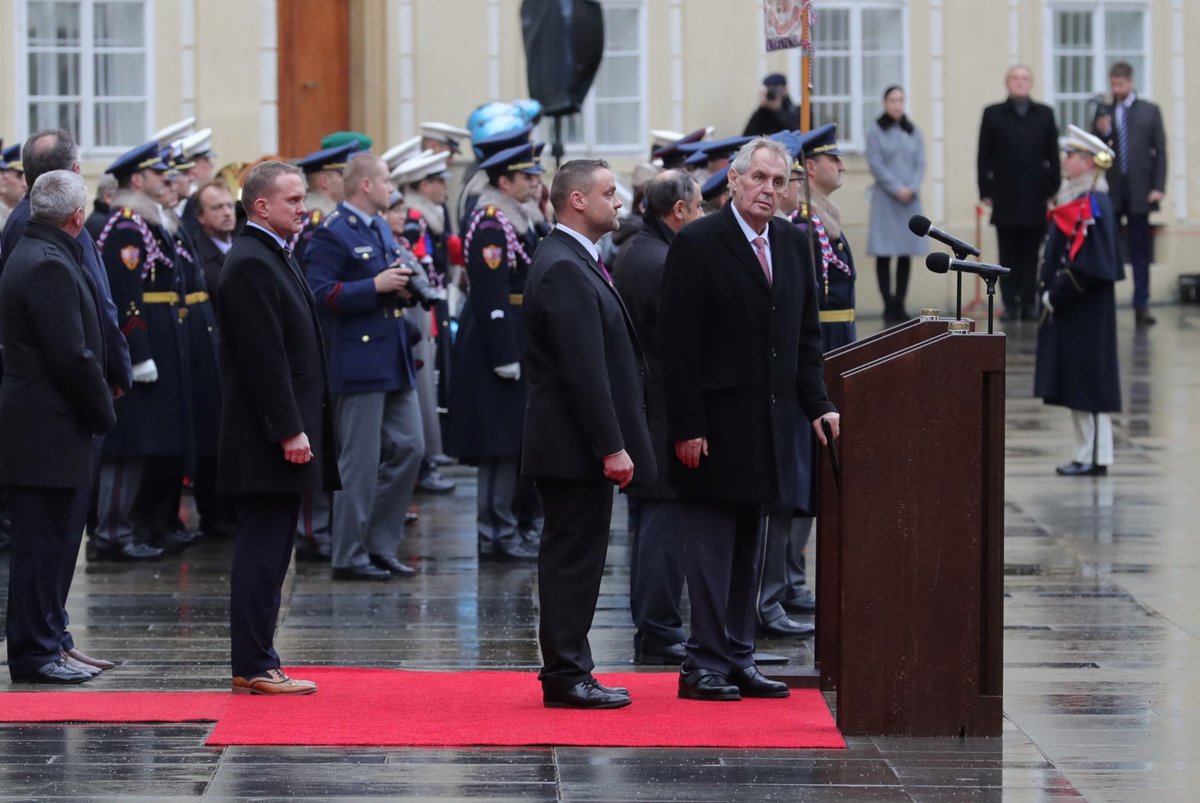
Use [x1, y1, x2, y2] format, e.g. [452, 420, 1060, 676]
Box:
[521, 0, 604, 117]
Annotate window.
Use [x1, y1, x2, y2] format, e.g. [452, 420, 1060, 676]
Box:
[18, 0, 153, 157]
[541, 0, 646, 156]
[1048, 2, 1148, 130]
[795, 1, 907, 152]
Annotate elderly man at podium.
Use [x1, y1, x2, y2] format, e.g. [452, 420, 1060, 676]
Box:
[1035, 125, 1123, 477]
[659, 137, 840, 702]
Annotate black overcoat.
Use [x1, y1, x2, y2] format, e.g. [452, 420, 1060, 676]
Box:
[0, 222, 115, 488]
[1034, 190, 1123, 413]
[1093, 98, 1168, 216]
[521, 228, 655, 485]
[174, 228, 222, 457]
[612, 214, 675, 499]
[659, 203, 835, 507]
[976, 99, 1061, 228]
[216, 226, 340, 495]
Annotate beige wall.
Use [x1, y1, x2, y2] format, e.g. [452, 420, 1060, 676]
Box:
[2, 0, 1197, 311]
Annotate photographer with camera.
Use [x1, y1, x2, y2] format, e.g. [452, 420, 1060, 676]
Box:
[305, 153, 425, 581]
[742, 74, 798, 137]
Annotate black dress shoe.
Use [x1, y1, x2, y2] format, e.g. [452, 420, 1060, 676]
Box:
[783, 586, 817, 614]
[1135, 308, 1157, 327]
[634, 637, 686, 666]
[369, 553, 416, 577]
[405, 509, 419, 523]
[494, 538, 539, 562]
[758, 615, 815, 638]
[543, 678, 631, 709]
[11, 658, 93, 685]
[1055, 461, 1108, 476]
[730, 665, 790, 698]
[147, 529, 199, 554]
[295, 543, 331, 562]
[87, 540, 164, 562]
[678, 671, 741, 701]
[331, 564, 391, 581]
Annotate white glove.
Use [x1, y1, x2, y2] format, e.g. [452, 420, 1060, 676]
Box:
[493, 362, 521, 381]
[131, 359, 159, 383]
[1041, 291, 1053, 314]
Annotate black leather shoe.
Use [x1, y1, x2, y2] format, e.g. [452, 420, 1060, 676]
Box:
[678, 671, 741, 701]
[1055, 461, 1108, 476]
[11, 658, 93, 685]
[758, 615, 815, 638]
[783, 586, 817, 614]
[294, 543, 331, 562]
[87, 540, 164, 562]
[148, 529, 200, 554]
[730, 665, 790, 698]
[634, 637, 686, 666]
[1135, 308, 1157, 327]
[369, 553, 416, 577]
[543, 678, 631, 709]
[331, 564, 391, 581]
[495, 538, 539, 562]
[405, 509, 419, 524]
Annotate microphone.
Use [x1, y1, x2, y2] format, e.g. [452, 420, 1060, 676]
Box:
[908, 215, 981, 258]
[926, 252, 1010, 276]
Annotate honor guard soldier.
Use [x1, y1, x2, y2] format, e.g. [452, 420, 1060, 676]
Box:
[420, 122, 471, 167]
[678, 134, 753, 184]
[293, 141, 360, 267]
[395, 150, 458, 490]
[0, 142, 27, 230]
[305, 153, 425, 580]
[175, 127, 217, 228]
[457, 122, 534, 234]
[650, 128, 712, 170]
[91, 141, 194, 561]
[448, 141, 546, 561]
[701, 167, 731, 212]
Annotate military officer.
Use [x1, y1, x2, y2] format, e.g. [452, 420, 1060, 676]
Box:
[91, 141, 193, 561]
[448, 142, 546, 562]
[456, 123, 534, 233]
[0, 143, 26, 231]
[420, 122, 471, 167]
[305, 153, 424, 581]
[678, 135, 752, 185]
[293, 142, 360, 267]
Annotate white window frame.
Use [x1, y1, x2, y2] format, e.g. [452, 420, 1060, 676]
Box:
[542, 0, 648, 158]
[14, 0, 156, 158]
[788, 0, 910, 153]
[1043, 0, 1151, 131]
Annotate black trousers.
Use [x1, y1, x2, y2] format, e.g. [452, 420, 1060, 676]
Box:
[995, 225, 1045, 313]
[535, 478, 614, 692]
[629, 497, 686, 646]
[679, 500, 764, 676]
[230, 492, 300, 678]
[6, 484, 88, 675]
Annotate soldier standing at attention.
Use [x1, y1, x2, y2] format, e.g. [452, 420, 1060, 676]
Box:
[448, 142, 547, 562]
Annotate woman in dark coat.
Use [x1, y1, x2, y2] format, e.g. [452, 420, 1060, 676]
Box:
[1034, 126, 1124, 477]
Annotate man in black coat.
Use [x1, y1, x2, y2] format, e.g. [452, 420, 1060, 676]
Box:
[659, 138, 840, 702]
[1092, 61, 1167, 327]
[1, 170, 116, 683]
[522, 159, 655, 709]
[977, 65, 1061, 320]
[217, 161, 340, 695]
[612, 169, 703, 666]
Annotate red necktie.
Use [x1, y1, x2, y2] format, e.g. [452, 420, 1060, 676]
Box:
[752, 237, 772, 284]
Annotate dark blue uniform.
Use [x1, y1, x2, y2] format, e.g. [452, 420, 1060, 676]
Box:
[791, 206, 857, 352]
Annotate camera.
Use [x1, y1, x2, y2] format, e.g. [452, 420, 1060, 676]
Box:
[766, 88, 779, 102]
[406, 268, 446, 310]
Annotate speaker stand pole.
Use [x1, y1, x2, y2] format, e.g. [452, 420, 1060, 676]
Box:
[552, 116, 565, 170]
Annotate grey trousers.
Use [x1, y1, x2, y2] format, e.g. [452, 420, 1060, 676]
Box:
[94, 457, 145, 545]
[330, 389, 424, 570]
[411, 306, 444, 459]
[757, 511, 813, 625]
[629, 498, 687, 646]
[476, 456, 519, 544]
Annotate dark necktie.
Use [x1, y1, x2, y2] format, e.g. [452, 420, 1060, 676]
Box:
[1116, 103, 1131, 172]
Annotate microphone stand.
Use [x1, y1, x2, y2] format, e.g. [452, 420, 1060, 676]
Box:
[948, 244, 974, 322]
[982, 273, 999, 334]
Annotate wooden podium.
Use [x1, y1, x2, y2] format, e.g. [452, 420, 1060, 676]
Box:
[815, 316, 1005, 736]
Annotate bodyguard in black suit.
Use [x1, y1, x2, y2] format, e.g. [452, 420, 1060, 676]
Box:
[976, 65, 1061, 320]
[659, 138, 839, 702]
[523, 159, 655, 709]
[1091, 61, 1167, 326]
[217, 161, 340, 695]
[1, 171, 116, 683]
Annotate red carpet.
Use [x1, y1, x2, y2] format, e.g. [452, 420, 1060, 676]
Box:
[2, 668, 845, 749]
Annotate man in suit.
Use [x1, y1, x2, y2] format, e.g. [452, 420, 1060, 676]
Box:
[1, 170, 116, 683]
[613, 169, 703, 666]
[523, 159, 656, 709]
[1092, 61, 1167, 327]
[191, 180, 237, 314]
[977, 65, 1061, 321]
[306, 154, 423, 581]
[218, 160, 341, 694]
[659, 138, 840, 702]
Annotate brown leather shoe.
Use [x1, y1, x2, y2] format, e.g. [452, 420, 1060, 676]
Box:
[66, 647, 117, 670]
[231, 668, 318, 695]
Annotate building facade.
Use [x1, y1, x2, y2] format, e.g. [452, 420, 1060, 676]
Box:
[2, 0, 1195, 311]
